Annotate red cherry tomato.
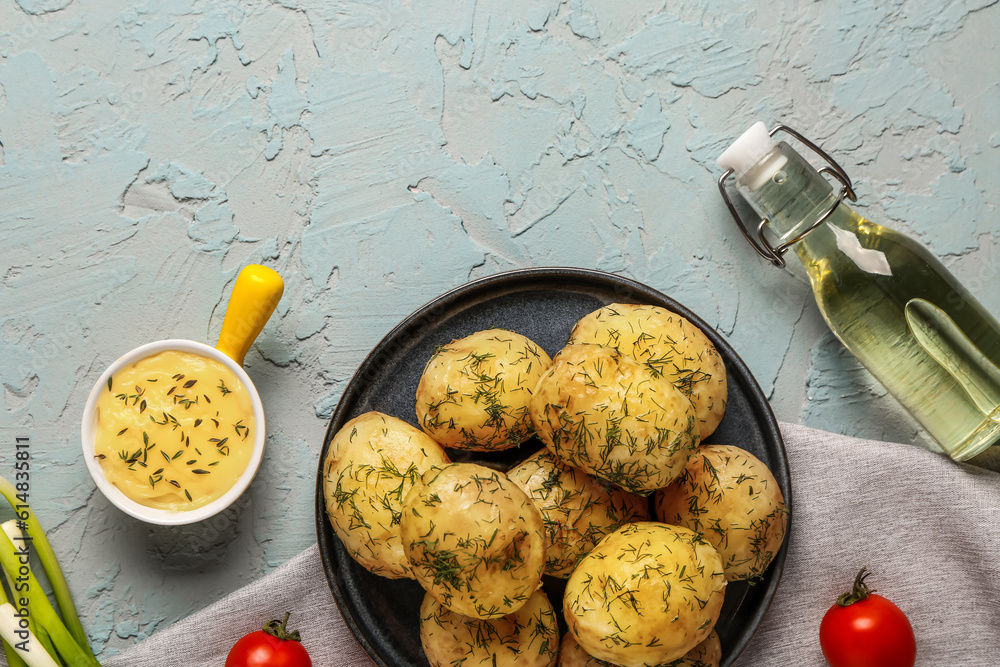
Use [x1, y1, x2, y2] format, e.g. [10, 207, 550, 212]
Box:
[226, 612, 313, 667]
[819, 568, 916, 667]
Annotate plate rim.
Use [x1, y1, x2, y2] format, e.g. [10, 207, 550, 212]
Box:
[314, 266, 791, 667]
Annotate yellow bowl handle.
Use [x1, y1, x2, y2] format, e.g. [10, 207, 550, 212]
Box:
[215, 265, 284, 366]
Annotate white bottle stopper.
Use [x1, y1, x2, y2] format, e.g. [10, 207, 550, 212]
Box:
[717, 121, 786, 191]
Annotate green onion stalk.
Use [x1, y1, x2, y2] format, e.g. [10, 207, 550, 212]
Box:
[2, 522, 59, 661]
[0, 602, 56, 667]
[0, 579, 28, 667]
[0, 477, 87, 646]
[0, 475, 100, 666]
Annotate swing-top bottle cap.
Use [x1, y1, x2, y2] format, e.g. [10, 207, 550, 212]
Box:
[716, 122, 858, 268]
[717, 121, 783, 189]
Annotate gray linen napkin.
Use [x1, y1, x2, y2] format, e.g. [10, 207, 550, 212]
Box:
[735, 422, 1000, 667]
[102, 544, 373, 667]
[102, 422, 1000, 667]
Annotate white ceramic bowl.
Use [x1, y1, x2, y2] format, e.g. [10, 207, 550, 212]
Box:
[81, 339, 267, 526]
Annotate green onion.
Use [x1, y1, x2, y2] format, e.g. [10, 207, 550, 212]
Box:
[0, 530, 100, 666]
[0, 603, 58, 666]
[0, 581, 28, 667]
[0, 477, 87, 648]
[0, 522, 56, 661]
[0, 476, 100, 666]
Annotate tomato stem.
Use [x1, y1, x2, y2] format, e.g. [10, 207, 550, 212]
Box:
[263, 612, 303, 642]
[836, 567, 876, 606]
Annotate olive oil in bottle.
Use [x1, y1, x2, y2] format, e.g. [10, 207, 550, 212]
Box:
[718, 123, 1000, 461]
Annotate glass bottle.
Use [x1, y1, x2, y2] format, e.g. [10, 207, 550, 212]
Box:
[717, 122, 1000, 461]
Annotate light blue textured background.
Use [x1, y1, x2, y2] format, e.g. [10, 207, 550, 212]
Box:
[1, 0, 997, 659]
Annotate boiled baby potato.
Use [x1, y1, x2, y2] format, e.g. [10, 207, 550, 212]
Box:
[564, 522, 726, 667]
[416, 328, 552, 451]
[400, 462, 546, 619]
[420, 588, 559, 667]
[322, 412, 450, 579]
[529, 344, 699, 495]
[558, 630, 721, 667]
[568, 304, 727, 440]
[508, 448, 649, 578]
[654, 444, 787, 581]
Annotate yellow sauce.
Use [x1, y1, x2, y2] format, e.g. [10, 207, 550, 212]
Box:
[94, 350, 256, 512]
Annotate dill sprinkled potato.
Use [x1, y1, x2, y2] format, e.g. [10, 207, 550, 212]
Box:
[654, 444, 787, 582]
[563, 522, 726, 667]
[508, 448, 649, 578]
[529, 344, 699, 495]
[568, 304, 728, 440]
[322, 411, 450, 579]
[416, 328, 553, 451]
[557, 629, 721, 667]
[419, 588, 559, 667]
[400, 462, 546, 619]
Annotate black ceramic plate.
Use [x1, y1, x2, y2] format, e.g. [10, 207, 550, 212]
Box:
[315, 267, 790, 667]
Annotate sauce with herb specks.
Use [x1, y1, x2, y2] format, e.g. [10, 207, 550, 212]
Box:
[94, 350, 255, 511]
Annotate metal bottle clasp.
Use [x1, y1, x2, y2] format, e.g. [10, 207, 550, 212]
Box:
[717, 124, 858, 268]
